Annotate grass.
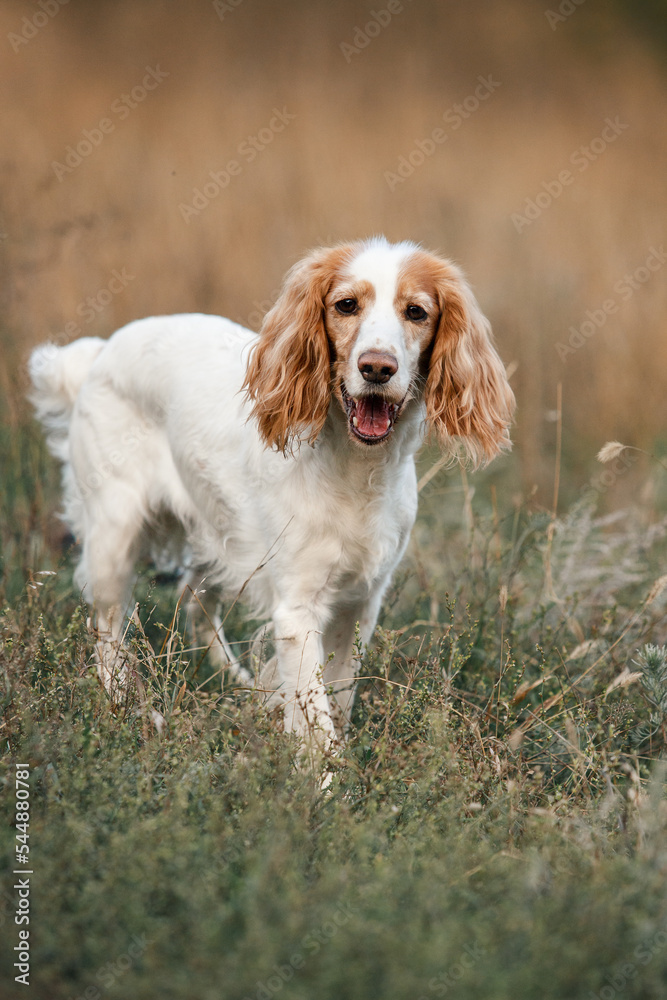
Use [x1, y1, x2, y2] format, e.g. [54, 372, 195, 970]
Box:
[3, 3, 667, 995]
[2, 423, 667, 999]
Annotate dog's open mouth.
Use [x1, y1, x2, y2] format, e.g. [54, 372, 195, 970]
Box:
[341, 382, 401, 444]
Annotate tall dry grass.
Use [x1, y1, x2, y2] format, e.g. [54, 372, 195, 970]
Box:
[1, 0, 666, 499]
[3, 11, 667, 994]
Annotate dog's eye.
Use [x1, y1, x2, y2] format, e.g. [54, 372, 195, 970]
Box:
[335, 298, 358, 315]
[406, 304, 427, 322]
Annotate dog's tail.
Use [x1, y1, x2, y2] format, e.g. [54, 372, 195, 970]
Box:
[28, 338, 105, 462]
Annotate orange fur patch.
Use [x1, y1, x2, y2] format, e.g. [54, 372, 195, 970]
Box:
[243, 244, 357, 452]
[400, 250, 516, 465]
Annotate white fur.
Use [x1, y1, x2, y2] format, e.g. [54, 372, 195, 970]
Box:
[29, 238, 511, 758]
[31, 310, 417, 746]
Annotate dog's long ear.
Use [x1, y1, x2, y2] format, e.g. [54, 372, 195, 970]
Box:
[423, 259, 515, 466]
[244, 246, 353, 452]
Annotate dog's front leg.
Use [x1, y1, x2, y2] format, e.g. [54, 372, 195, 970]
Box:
[272, 603, 336, 765]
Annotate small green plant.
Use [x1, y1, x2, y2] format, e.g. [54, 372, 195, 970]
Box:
[2, 426, 667, 999]
[632, 644, 667, 751]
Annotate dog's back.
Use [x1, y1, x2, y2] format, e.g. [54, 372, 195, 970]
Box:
[29, 337, 106, 463]
[27, 240, 514, 760]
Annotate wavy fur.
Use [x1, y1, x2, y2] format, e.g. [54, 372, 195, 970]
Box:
[28, 237, 514, 760]
[244, 246, 355, 452]
[420, 256, 515, 465]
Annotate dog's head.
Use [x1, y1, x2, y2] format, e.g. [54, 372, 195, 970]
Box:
[244, 237, 515, 465]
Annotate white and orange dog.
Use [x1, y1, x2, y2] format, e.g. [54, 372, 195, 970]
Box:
[30, 237, 514, 754]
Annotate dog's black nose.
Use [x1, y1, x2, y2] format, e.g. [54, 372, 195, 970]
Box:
[357, 351, 398, 384]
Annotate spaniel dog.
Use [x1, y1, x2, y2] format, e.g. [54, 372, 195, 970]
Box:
[29, 237, 515, 758]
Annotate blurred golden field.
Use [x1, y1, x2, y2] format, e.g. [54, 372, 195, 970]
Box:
[1, 0, 666, 501]
[4, 10, 667, 996]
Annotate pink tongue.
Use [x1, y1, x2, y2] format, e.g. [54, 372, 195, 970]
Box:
[355, 397, 391, 437]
